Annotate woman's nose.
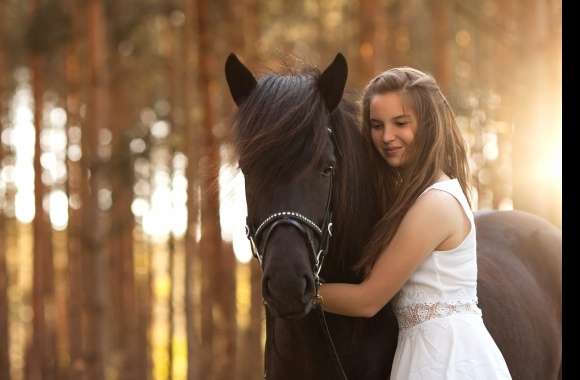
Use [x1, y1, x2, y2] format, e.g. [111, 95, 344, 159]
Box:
[382, 127, 395, 143]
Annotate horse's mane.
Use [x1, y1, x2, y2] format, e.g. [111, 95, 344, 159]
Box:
[327, 95, 380, 280]
[233, 67, 379, 280]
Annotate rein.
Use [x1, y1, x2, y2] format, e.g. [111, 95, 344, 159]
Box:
[245, 128, 349, 380]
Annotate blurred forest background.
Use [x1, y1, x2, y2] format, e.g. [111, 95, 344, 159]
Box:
[0, 0, 561, 379]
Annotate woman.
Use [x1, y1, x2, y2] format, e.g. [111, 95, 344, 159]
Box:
[318, 67, 512, 379]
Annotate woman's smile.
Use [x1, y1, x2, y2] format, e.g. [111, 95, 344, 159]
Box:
[383, 146, 403, 157]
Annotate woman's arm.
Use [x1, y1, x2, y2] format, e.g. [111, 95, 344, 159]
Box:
[318, 190, 458, 317]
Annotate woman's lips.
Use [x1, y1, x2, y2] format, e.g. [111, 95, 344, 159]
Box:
[383, 147, 402, 157]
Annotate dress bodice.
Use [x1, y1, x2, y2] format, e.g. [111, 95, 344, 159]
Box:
[392, 179, 482, 329]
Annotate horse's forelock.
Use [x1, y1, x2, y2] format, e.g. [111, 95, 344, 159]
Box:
[233, 71, 331, 191]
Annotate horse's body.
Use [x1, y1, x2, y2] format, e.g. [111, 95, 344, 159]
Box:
[475, 210, 562, 379]
[225, 53, 561, 380]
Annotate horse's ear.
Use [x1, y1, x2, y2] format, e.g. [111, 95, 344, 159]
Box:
[225, 53, 257, 107]
[318, 53, 348, 112]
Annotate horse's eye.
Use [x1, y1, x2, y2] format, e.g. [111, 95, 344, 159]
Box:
[322, 165, 334, 176]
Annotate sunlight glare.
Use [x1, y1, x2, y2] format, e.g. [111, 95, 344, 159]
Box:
[40, 128, 67, 152]
[68, 126, 81, 144]
[532, 124, 561, 185]
[69, 193, 81, 210]
[49, 190, 69, 230]
[13, 164, 34, 191]
[40, 152, 57, 170]
[1, 128, 12, 145]
[170, 168, 188, 237]
[15, 190, 35, 223]
[98, 188, 112, 210]
[131, 197, 149, 217]
[49, 107, 67, 128]
[498, 198, 513, 211]
[482, 133, 499, 161]
[67, 144, 82, 161]
[143, 185, 174, 241]
[9, 81, 37, 223]
[173, 152, 187, 170]
[233, 226, 252, 264]
[14, 102, 33, 127]
[151, 121, 170, 139]
[1, 165, 14, 183]
[219, 159, 251, 263]
[130, 138, 147, 154]
[134, 179, 151, 197]
[170, 207, 187, 237]
[12, 123, 35, 159]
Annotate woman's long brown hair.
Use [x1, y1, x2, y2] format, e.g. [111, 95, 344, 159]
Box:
[355, 67, 472, 276]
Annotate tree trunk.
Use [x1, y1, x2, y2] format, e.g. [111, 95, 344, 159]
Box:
[108, 13, 138, 377]
[430, 0, 451, 94]
[211, 1, 240, 379]
[357, 0, 376, 86]
[195, 0, 222, 378]
[164, 17, 178, 380]
[183, 0, 200, 378]
[30, 0, 57, 378]
[64, 1, 85, 378]
[146, 230, 155, 380]
[0, 207, 8, 380]
[0, 2, 10, 377]
[115, 76, 138, 380]
[0, 157, 9, 380]
[135, 226, 153, 380]
[373, 1, 388, 78]
[386, 0, 410, 68]
[83, 1, 110, 378]
[167, 233, 176, 380]
[215, 241, 237, 380]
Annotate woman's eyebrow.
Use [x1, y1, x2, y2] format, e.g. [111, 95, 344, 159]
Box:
[370, 115, 411, 123]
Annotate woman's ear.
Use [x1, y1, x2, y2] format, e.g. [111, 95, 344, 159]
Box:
[318, 53, 348, 112]
[225, 53, 257, 107]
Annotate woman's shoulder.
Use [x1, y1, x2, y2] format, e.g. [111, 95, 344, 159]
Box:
[414, 186, 463, 219]
[404, 187, 456, 225]
[393, 189, 461, 253]
[415, 181, 471, 225]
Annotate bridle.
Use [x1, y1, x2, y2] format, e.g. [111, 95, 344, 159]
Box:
[244, 128, 350, 380]
[245, 163, 334, 292]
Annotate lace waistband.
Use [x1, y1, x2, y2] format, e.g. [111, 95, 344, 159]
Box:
[394, 300, 482, 330]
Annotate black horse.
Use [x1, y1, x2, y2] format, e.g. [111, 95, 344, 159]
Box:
[225, 53, 561, 380]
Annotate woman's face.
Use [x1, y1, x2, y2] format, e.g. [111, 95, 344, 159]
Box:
[369, 92, 418, 168]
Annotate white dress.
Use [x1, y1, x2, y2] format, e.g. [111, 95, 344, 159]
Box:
[389, 179, 512, 380]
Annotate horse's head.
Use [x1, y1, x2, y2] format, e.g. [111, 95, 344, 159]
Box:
[225, 53, 350, 319]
